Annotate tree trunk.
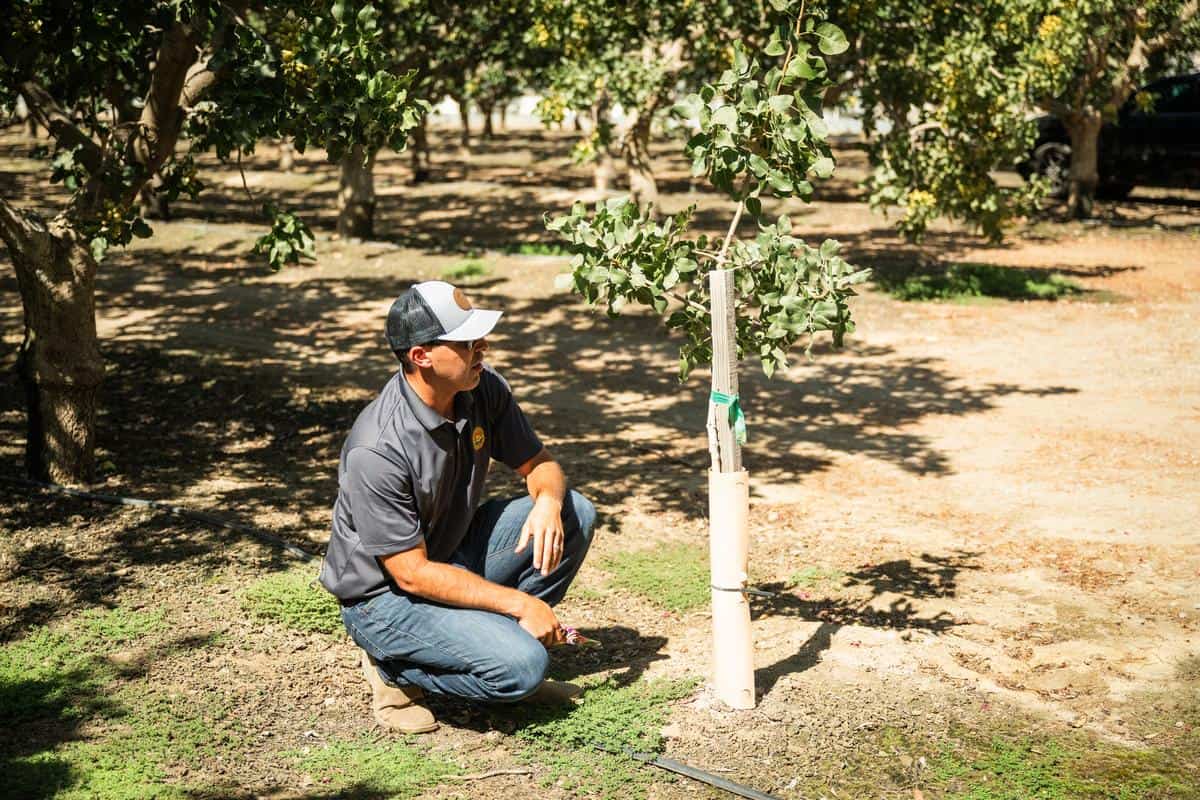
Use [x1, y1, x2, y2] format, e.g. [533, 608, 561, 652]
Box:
[498, 103, 507, 131]
[480, 100, 495, 139]
[1065, 111, 1102, 219]
[337, 144, 376, 239]
[278, 139, 295, 172]
[0, 202, 103, 485]
[624, 110, 658, 213]
[594, 151, 617, 193]
[410, 113, 431, 184]
[591, 97, 616, 192]
[138, 171, 171, 221]
[453, 94, 471, 155]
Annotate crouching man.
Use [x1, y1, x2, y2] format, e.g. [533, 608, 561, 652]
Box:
[319, 281, 597, 732]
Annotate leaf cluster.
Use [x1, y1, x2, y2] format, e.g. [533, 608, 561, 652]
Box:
[547, 12, 868, 380]
[675, 17, 845, 210]
[0, 1, 428, 268]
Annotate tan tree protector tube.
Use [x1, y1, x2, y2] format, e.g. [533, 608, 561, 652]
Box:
[709, 468, 755, 709]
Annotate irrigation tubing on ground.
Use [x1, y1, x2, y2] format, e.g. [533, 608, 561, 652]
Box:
[2, 474, 784, 800]
[595, 746, 783, 800]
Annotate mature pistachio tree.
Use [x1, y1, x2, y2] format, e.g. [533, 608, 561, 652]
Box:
[548, 4, 868, 707]
[0, 1, 425, 483]
[531, 0, 774, 209]
[850, 0, 1200, 237]
[1017, 0, 1199, 217]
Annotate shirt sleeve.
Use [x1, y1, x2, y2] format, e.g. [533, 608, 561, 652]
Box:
[343, 447, 425, 556]
[483, 368, 544, 469]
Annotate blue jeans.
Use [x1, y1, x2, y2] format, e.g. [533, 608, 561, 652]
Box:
[340, 490, 597, 703]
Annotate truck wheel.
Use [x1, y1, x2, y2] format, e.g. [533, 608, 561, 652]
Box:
[1033, 142, 1071, 199]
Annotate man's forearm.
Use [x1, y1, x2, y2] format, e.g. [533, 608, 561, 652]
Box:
[401, 559, 529, 617]
[526, 458, 566, 506]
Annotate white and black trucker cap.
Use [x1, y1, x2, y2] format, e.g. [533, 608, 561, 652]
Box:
[386, 281, 502, 353]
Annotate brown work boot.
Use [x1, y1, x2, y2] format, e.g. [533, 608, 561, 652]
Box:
[360, 651, 438, 733]
[525, 679, 583, 706]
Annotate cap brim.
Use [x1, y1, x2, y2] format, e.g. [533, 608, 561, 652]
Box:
[439, 308, 501, 341]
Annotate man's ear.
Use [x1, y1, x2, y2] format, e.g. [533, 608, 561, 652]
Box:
[409, 344, 434, 369]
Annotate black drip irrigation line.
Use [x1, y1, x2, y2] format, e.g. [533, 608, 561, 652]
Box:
[595, 745, 783, 800]
[0, 476, 316, 562]
[2, 475, 783, 800]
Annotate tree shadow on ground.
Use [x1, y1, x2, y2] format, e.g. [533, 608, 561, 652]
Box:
[753, 549, 980, 696]
[0, 485, 307, 640]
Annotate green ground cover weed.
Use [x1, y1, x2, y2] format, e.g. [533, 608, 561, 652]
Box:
[601, 543, 708, 613]
[293, 735, 461, 798]
[0, 606, 241, 800]
[875, 262, 1083, 302]
[512, 676, 699, 799]
[506, 241, 571, 256]
[442, 259, 491, 281]
[241, 570, 342, 634]
[788, 565, 845, 589]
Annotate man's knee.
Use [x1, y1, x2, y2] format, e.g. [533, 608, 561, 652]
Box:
[492, 636, 549, 701]
[566, 490, 597, 542]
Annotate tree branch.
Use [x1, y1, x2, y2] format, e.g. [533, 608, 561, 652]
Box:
[1112, 1, 1199, 107]
[17, 82, 103, 172]
[0, 196, 47, 262]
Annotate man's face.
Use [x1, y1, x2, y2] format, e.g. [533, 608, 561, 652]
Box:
[425, 337, 488, 391]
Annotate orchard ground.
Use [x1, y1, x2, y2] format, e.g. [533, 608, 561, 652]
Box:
[0, 124, 1197, 799]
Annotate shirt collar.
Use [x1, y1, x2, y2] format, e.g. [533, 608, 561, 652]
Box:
[399, 371, 475, 432]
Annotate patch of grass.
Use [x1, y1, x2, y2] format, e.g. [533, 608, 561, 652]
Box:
[1, 606, 239, 800]
[506, 241, 571, 256]
[931, 733, 1199, 800]
[0, 606, 164, 724]
[293, 735, 460, 798]
[875, 262, 1083, 302]
[512, 677, 698, 799]
[441, 258, 491, 281]
[241, 570, 342, 634]
[602, 543, 708, 613]
[850, 718, 1200, 800]
[788, 565, 844, 589]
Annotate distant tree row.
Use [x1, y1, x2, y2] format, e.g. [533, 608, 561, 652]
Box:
[1, 0, 1197, 483]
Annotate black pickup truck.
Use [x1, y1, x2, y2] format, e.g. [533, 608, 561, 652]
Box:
[1019, 73, 1200, 199]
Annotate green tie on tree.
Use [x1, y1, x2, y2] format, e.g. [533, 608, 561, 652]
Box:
[547, 2, 868, 708]
[0, 1, 427, 484]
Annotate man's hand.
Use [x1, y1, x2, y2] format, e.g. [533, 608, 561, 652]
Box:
[515, 494, 565, 576]
[517, 594, 566, 646]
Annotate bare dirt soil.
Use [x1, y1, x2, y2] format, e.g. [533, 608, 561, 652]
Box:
[1, 125, 1197, 798]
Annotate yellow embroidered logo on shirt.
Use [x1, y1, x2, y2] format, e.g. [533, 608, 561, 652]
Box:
[472, 426, 485, 451]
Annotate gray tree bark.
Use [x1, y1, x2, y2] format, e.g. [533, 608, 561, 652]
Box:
[410, 112, 431, 184]
[1065, 111, 1102, 219]
[0, 202, 103, 484]
[337, 144, 376, 239]
[624, 110, 658, 213]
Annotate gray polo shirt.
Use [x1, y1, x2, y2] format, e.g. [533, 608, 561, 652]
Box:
[318, 364, 542, 602]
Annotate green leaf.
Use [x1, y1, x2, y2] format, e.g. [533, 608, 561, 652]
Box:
[745, 196, 762, 217]
[89, 237, 108, 262]
[711, 105, 739, 129]
[813, 22, 849, 55]
[768, 0, 793, 10]
[331, 1, 346, 22]
[130, 219, 152, 238]
[785, 58, 817, 80]
[764, 36, 785, 57]
[810, 156, 835, 178]
[768, 95, 794, 114]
